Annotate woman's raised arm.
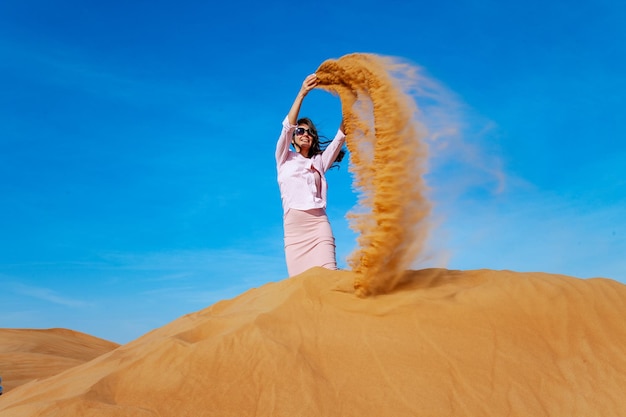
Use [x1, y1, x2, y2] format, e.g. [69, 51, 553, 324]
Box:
[288, 73, 318, 125]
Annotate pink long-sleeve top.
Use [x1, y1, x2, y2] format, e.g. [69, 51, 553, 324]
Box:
[276, 116, 346, 215]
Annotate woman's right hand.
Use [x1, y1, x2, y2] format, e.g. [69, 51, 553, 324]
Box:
[288, 73, 318, 125]
[300, 73, 318, 96]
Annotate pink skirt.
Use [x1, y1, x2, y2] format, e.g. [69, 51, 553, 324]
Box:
[283, 208, 337, 277]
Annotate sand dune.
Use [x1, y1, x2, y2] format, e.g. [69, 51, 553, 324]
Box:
[0, 328, 119, 394]
[1, 268, 626, 416]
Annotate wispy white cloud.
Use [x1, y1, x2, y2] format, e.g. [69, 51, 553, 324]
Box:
[7, 281, 90, 308]
[0, 309, 40, 326]
[0, 245, 289, 343]
[80, 246, 287, 308]
[442, 188, 626, 282]
[98, 248, 286, 278]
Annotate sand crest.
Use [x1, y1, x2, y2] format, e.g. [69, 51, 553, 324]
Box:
[0, 328, 119, 393]
[1, 268, 625, 416]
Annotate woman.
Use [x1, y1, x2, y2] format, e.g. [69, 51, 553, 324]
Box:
[275, 73, 346, 277]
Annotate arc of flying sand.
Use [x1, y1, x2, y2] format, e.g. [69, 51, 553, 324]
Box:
[316, 53, 431, 296]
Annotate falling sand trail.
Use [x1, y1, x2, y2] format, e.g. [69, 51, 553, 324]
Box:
[316, 53, 430, 296]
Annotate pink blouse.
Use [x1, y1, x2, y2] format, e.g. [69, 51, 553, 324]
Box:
[276, 116, 346, 214]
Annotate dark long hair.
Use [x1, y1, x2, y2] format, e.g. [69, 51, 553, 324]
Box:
[293, 117, 346, 168]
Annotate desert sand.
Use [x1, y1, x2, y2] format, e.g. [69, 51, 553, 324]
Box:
[1, 268, 625, 416]
[0, 328, 119, 394]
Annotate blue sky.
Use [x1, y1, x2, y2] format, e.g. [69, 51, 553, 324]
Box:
[1, 0, 624, 343]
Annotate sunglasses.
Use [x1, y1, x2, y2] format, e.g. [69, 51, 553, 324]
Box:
[295, 127, 314, 136]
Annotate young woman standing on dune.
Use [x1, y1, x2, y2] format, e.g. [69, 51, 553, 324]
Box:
[275, 73, 347, 277]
